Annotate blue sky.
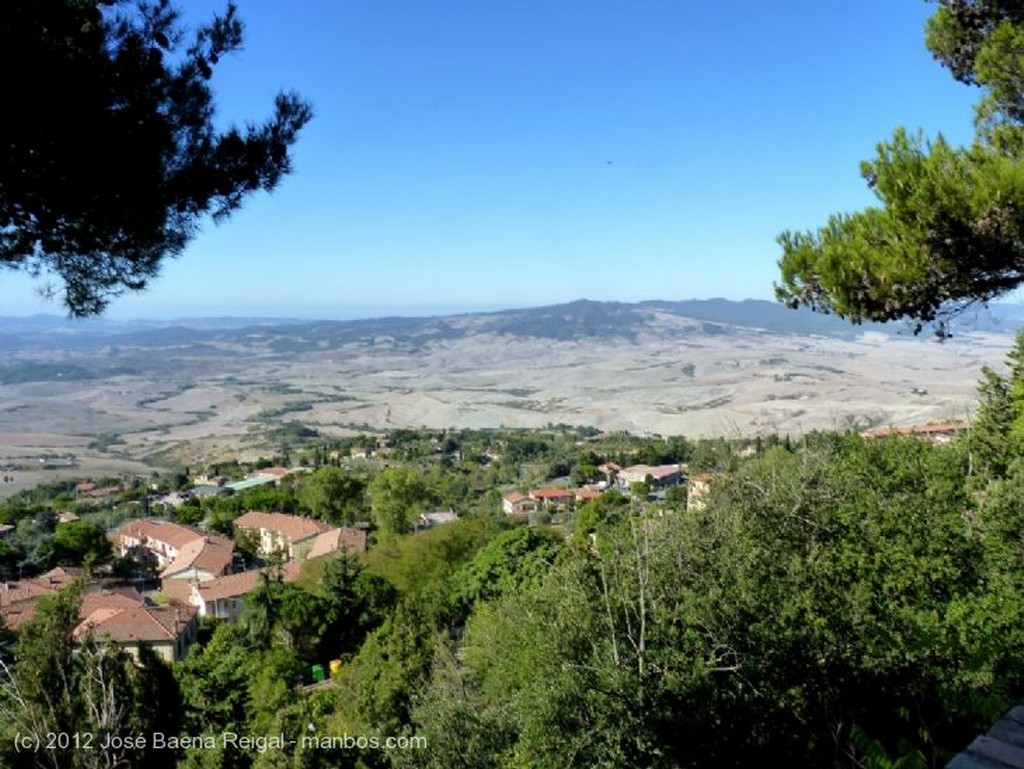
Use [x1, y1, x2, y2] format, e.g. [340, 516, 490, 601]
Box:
[7, 1, 981, 319]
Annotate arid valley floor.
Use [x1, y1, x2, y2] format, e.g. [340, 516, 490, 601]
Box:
[0, 299, 1015, 497]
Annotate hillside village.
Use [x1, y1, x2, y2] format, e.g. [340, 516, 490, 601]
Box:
[0, 313, 1002, 765]
[6, 0, 1024, 763]
[0, 438, 717, 665]
[0, 412, 1012, 769]
[0, 420, 966, 669]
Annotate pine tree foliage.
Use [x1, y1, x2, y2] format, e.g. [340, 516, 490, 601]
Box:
[776, 1, 1024, 333]
[970, 329, 1024, 479]
[1, 0, 312, 316]
[0, 584, 184, 769]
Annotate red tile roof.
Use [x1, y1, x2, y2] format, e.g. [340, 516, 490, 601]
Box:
[194, 562, 301, 603]
[114, 519, 235, 579]
[35, 566, 85, 588]
[80, 584, 143, 617]
[160, 534, 234, 578]
[0, 580, 57, 629]
[75, 604, 197, 645]
[621, 463, 681, 480]
[0, 602, 38, 629]
[254, 466, 291, 479]
[306, 527, 368, 560]
[0, 566, 86, 624]
[115, 519, 204, 551]
[529, 487, 575, 500]
[2, 573, 136, 631]
[193, 570, 262, 603]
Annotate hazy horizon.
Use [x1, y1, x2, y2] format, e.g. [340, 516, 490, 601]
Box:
[3, 294, 774, 323]
[4, 1, 979, 321]
[4, 295, 1024, 344]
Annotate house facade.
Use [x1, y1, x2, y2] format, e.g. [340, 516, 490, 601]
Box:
[528, 488, 575, 510]
[76, 603, 198, 662]
[112, 519, 235, 586]
[233, 511, 331, 560]
[502, 492, 538, 516]
[190, 561, 301, 623]
[3, 570, 197, 662]
[686, 472, 724, 511]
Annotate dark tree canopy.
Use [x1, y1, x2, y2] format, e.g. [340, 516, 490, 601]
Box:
[776, 0, 1024, 333]
[1, 0, 312, 316]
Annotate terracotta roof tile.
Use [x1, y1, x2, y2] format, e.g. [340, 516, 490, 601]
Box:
[194, 563, 301, 603]
[620, 463, 681, 480]
[0, 574, 184, 641]
[529, 487, 575, 500]
[254, 467, 291, 479]
[306, 527, 368, 560]
[0, 568, 87, 628]
[38, 566, 86, 587]
[75, 604, 196, 644]
[194, 570, 263, 602]
[160, 534, 234, 577]
[1, 602, 38, 630]
[1, 579, 59, 609]
[115, 519, 205, 551]
[80, 585, 143, 617]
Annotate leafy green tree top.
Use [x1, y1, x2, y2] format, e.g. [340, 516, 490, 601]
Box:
[368, 466, 430, 537]
[2, 0, 312, 315]
[448, 526, 563, 615]
[0, 581, 185, 769]
[776, 1, 1024, 333]
[298, 467, 367, 525]
[40, 520, 113, 570]
[969, 328, 1024, 480]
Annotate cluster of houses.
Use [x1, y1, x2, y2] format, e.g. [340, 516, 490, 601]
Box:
[859, 421, 969, 444]
[189, 466, 301, 498]
[0, 566, 198, 663]
[0, 423, 973, 666]
[500, 421, 972, 521]
[0, 510, 367, 662]
[74, 480, 125, 504]
[0, 456, 743, 663]
[502, 462, 696, 516]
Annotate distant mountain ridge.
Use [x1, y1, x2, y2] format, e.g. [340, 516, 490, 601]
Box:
[1, 298, 1022, 355]
[0, 298, 1014, 467]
